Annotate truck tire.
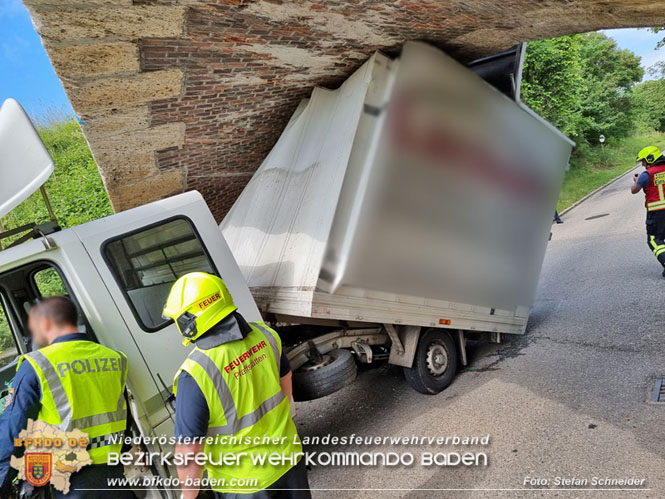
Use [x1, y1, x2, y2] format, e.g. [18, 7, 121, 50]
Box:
[403, 329, 458, 394]
[293, 349, 357, 401]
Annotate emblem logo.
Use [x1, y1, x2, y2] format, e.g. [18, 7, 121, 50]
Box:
[25, 453, 52, 487]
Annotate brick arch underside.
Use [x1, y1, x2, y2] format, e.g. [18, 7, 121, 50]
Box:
[24, 0, 665, 220]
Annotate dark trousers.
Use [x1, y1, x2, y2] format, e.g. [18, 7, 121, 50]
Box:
[553, 210, 563, 223]
[646, 211, 665, 268]
[214, 458, 311, 499]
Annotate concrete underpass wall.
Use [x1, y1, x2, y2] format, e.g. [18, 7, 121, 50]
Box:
[23, 0, 665, 220]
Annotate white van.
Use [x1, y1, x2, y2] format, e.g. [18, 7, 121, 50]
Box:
[0, 99, 263, 498]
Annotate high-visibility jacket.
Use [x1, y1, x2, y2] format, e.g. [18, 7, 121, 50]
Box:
[173, 321, 301, 493]
[18, 340, 128, 464]
[645, 163, 665, 212]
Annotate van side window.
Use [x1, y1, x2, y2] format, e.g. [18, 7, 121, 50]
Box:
[104, 218, 215, 331]
[0, 297, 19, 370]
[33, 267, 69, 297]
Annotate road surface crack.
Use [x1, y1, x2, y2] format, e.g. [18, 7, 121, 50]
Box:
[533, 334, 640, 353]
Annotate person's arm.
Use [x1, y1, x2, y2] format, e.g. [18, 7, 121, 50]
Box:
[278, 349, 295, 418]
[173, 372, 209, 499]
[0, 362, 41, 487]
[280, 370, 293, 402]
[176, 441, 205, 499]
[632, 171, 649, 194]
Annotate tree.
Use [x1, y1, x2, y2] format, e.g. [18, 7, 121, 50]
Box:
[576, 33, 644, 142]
[521, 35, 585, 138]
[522, 32, 644, 144]
[632, 79, 665, 133]
[647, 27, 664, 49]
[648, 61, 665, 79]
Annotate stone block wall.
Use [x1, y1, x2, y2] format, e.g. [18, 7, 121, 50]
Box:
[24, 0, 665, 220]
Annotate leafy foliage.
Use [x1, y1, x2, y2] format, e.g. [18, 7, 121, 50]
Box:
[522, 32, 644, 144]
[521, 35, 585, 138]
[1, 120, 112, 246]
[648, 27, 665, 50]
[0, 307, 14, 354]
[647, 61, 665, 79]
[631, 79, 665, 133]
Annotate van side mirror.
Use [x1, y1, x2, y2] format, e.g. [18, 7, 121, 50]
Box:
[0, 99, 55, 219]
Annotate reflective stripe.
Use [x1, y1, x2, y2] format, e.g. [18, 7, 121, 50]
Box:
[647, 200, 665, 211]
[650, 236, 665, 256]
[251, 323, 280, 373]
[117, 354, 127, 411]
[189, 350, 237, 435]
[207, 424, 234, 436]
[236, 391, 285, 431]
[28, 351, 72, 430]
[189, 334, 286, 436]
[207, 390, 285, 436]
[71, 409, 127, 429]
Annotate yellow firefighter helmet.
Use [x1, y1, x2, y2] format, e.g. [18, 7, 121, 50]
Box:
[162, 272, 237, 346]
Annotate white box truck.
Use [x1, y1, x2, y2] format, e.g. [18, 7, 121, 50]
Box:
[220, 42, 574, 396]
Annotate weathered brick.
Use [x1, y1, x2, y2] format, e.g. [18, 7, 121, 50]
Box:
[107, 169, 185, 213]
[47, 42, 139, 78]
[81, 106, 151, 139]
[26, 5, 185, 41]
[90, 122, 185, 163]
[24, 0, 133, 5]
[67, 69, 183, 111]
[96, 151, 158, 186]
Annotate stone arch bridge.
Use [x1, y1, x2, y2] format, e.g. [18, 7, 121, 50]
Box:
[24, 0, 665, 220]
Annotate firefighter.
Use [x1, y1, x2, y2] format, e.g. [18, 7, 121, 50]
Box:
[631, 146, 665, 276]
[163, 272, 310, 499]
[0, 296, 133, 498]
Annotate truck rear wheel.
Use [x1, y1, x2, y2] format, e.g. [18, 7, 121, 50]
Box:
[403, 329, 458, 394]
[293, 349, 357, 401]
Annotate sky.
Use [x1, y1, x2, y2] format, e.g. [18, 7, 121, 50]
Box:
[601, 28, 665, 80]
[0, 0, 664, 120]
[0, 0, 74, 121]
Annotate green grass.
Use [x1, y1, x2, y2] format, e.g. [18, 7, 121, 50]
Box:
[557, 132, 664, 211]
[1, 119, 112, 247]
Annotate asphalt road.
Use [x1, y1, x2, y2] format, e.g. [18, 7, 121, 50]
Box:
[294, 166, 665, 498]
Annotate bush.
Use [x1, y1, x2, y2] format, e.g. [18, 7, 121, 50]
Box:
[522, 33, 643, 145]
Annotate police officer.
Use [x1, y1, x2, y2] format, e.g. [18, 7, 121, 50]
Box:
[631, 146, 665, 277]
[163, 272, 310, 499]
[0, 296, 133, 498]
